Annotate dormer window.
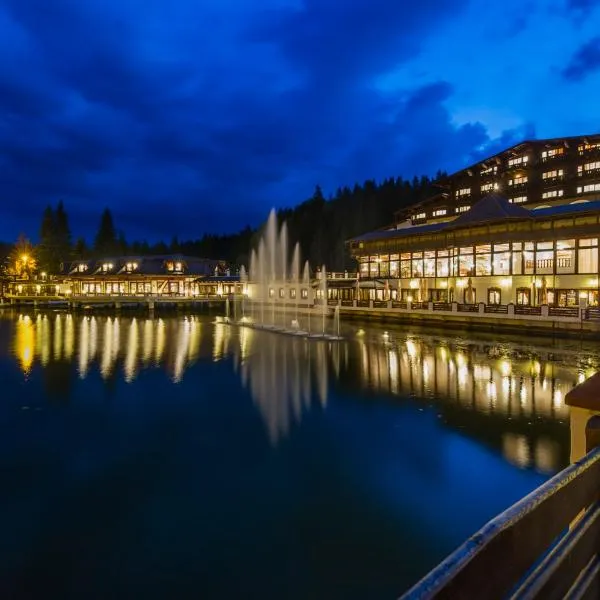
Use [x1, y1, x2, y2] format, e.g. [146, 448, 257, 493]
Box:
[102, 263, 113, 272]
[125, 262, 138, 272]
[77, 264, 88, 273]
[175, 262, 182, 272]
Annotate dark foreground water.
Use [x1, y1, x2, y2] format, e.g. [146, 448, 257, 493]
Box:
[0, 309, 597, 599]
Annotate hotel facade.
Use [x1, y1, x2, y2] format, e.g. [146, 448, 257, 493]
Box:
[348, 134, 600, 309]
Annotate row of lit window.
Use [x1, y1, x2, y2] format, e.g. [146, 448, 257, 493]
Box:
[542, 169, 564, 179]
[578, 162, 600, 174]
[268, 288, 309, 299]
[508, 176, 528, 186]
[577, 183, 600, 194]
[359, 239, 599, 278]
[542, 189, 564, 199]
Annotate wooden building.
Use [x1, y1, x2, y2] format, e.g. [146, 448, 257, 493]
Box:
[348, 194, 600, 308]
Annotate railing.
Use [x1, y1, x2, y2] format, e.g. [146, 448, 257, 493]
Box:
[392, 301, 408, 309]
[457, 303, 478, 313]
[410, 302, 428, 310]
[548, 306, 580, 318]
[484, 304, 508, 314]
[432, 302, 452, 312]
[515, 305, 542, 316]
[340, 299, 354, 307]
[357, 300, 370, 308]
[402, 393, 600, 600]
[586, 307, 600, 321]
[327, 299, 338, 306]
[373, 300, 388, 308]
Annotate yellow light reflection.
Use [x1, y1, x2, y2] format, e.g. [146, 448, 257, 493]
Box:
[14, 315, 35, 375]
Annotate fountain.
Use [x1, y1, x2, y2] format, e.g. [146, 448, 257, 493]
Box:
[236, 209, 342, 340]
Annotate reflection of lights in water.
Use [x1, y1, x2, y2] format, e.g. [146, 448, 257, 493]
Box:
[54, 314, 62, 360]
[40, 314, 50, 366]
[212, 322, 227, 361]
[503, 433, 530, 468]
[422, 361, 430, 387]
[124, 319, 139, 383]
[155, 319, 165, 364]
[439, 346, 447, 361]
[142, 319, 154, 364]
[187, 317, 201, 364]
[535, 438, 559, 474]
[530, 360, 541, 378]
[101, 318, 114, 379]
[473, 365, 491, 380]
[520, 384, 527, 406]
[89, 317, 98, 360]
[456, 352, 465, 368]
[78, 317, 90, 378]
[487, 381, 497, 404]
[15, 315, 35, 375]
[553, 389, 563, 410]
[502, 376, 510, 396]
[64, 314, 74, 360]
[406, 340, 417, 360]
[501, 360, 511, 377]
[356, 329, 365, 337]
[458, 365, 468, 387]
[173, 318, 191, 382]
[389, 349, 398, 394]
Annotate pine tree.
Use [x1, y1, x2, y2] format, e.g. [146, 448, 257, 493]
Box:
[55, 200, 71, 257]
[38, 205, 57, 273]
[94, 208, 117, 256]
[74, 237, 88, 259]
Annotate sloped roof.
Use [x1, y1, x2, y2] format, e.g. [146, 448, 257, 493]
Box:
[447, 193, 532, 228]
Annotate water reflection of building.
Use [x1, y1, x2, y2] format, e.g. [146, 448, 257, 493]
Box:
[11, 313, 205, 384]
[352, 333, 595, 472]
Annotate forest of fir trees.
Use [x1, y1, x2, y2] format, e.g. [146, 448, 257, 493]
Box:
[0, 173, 443, 277]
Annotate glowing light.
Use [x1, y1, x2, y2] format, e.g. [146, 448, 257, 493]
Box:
[500, 278, 512, 287]
[578, 372, 586, 384]
[501, 360, 511, 377]
[439, 281, 448, 288]
[409, 280, 419, 289]
[535, 280, 542, 288]
[456, 279, 466, 288]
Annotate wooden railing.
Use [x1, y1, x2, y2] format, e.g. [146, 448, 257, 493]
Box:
[401, 376, 600, 600]
[515, 305, 542, 316]
[432, 302, 452, 312]
[457, 303, 478, 313]
[548, 306, 580, 318]
[484, 304, 508, 314]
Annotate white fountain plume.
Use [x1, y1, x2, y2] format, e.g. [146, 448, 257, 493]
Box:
[291, 243, 300, 326]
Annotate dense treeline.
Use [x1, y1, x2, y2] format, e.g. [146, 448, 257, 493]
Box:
[1, 172, 442, 275]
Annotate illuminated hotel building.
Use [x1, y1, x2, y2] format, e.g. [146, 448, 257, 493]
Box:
[348, 134, 600, 308]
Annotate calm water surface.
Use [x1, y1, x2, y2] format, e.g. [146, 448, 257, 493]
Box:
[1, 309, 598, 599]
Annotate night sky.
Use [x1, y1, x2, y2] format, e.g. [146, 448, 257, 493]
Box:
[1, 0, 599, 243]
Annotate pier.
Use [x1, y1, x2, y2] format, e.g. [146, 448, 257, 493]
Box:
[1, 293, 230, 311]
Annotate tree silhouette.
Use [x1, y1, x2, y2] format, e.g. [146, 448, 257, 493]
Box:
[94, 208, 117, 256]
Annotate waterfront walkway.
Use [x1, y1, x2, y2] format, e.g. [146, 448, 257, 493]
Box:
[323, 298, 600, 336]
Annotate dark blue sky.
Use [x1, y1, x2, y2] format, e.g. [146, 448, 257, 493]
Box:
[1, 0, 599, 243]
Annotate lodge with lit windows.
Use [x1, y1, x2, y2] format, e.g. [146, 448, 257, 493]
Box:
[348, 134, 600, 310]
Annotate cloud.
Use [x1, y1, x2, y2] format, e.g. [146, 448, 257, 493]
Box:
[0, 0, 544, 243]
[562, 36, 600, 81]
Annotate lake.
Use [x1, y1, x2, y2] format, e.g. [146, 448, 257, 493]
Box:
[0, 309, 597, 599]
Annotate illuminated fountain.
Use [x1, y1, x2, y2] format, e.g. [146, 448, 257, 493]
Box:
[240, 209, 342, 340]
